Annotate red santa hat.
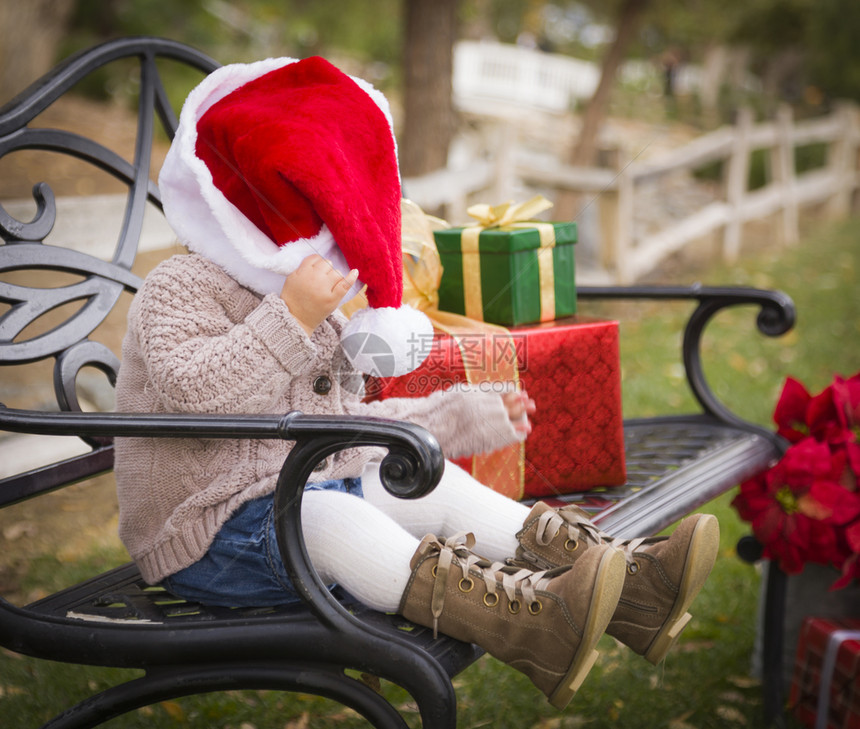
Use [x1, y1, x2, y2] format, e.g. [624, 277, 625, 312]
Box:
[158, 55, 432, 377]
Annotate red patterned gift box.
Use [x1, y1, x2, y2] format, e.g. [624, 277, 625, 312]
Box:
[368, 315, 626, 500]
[790, 617, 860, 729]
[513, 316, 626, 497]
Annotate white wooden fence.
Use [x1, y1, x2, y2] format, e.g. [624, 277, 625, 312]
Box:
[403, 103, 860, 283]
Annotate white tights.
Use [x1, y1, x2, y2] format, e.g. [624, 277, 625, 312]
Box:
[301, 459, 531, 612]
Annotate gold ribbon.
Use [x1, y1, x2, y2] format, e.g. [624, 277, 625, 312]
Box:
[343, 199, 525, 500]
[460, 196, 558, 322]
[533, 221, 557, 322]
[466, 195, 553, 228]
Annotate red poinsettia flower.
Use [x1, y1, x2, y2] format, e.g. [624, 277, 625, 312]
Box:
[777, 438, 839, 490]
[773, 376, 812, 444]
[833, 373, 860, 429]
[732, 439, 845, 574]
[806, 384, 844, 443]
[833, 554, 860, 590]
[807, 477, 860, 526]
[734, 370, 860, 588]
[833, 374, 860, 474]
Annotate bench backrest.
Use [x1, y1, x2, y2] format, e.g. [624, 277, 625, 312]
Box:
[0, 38, 219, 507]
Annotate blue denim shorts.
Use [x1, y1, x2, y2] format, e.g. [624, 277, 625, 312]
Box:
[161, 477, 363, 607]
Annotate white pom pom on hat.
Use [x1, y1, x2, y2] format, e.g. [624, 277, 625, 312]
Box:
[158, 55, 432, 377]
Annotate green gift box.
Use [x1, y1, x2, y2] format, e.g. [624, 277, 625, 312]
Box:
[433, 221, 577, 326]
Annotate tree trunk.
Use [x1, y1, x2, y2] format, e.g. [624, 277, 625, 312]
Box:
[700, 44, 729, 125]
[400, 0, 459, 177]
[0, 0, 76, 103]
[555, 0, 648, 222]
[569, 0, 649, 167]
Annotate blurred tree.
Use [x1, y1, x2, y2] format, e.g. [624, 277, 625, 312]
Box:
[61, 1, 402, 70]
[633, 0, 860, 113]
[0, 0, 76, 102]
[632, 0, 750, 120]
[569, 0, 649, 166]
[731, 0, 860, 107]
[804, 0, 860, 102]
[400, 0, 460, 176]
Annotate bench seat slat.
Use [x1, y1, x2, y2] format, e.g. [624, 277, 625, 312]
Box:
[535, 416, 780, 538]
[18, 562, 484, 680]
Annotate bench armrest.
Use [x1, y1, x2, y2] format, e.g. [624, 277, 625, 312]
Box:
[578, 284, 796, 434]
[0, 406, 444, 627]
[0, 405, 442, 496]
[270, 413, 445, 628]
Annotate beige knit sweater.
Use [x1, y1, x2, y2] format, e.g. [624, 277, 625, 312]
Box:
[115, 253, 521, 584]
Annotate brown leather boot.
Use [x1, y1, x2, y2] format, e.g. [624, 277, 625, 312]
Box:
[400, 532, 626, 710]
[513, 502, 720, 665]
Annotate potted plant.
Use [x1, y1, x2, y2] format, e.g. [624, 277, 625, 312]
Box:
[732, 371, 860, 588]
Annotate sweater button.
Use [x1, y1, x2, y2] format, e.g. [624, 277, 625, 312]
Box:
[312, 375, 332, 395]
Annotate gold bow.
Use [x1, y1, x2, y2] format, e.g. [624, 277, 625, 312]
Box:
[460, 196, 558, 323]
[465, 195, 553, 229]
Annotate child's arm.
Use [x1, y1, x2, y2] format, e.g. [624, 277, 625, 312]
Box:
[354, 383, 535, 460]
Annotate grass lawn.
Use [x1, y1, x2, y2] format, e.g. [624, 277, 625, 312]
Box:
[1, 215, 857, 727]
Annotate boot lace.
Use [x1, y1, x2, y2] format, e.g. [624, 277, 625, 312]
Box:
[534, 507, 649, 570]
[429, 532, 556, 637]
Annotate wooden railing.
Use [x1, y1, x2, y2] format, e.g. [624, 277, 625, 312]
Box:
[403, 103, 860, 283]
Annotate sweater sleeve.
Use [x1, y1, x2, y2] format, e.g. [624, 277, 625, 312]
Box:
[345, 384, 524, 460]
[130, 256, 324, 414]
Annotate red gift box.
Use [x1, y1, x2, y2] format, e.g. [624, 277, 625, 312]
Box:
[790, 617, 860, 729]
[368, 316, 626, 499]
[514, 316, 626, 497]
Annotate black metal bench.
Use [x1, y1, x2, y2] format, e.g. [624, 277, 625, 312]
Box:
[0, 37, 794, 729]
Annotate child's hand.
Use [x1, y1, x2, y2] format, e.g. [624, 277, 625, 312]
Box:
[502, 388, 536, 436]
[280, 255, 359, 335]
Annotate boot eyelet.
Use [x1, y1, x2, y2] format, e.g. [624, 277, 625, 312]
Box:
[528, 600, 543, 615]
[483, 592, 499, 607]
[564, 538, 578, 552]
[431, 565, 438, 577]
[627, 560, 640, 575]
[508, 599, 521, 615]
[458, 577, 475, 593]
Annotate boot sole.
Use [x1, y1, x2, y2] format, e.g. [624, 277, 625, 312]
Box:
[643, 514, 720, 665]
[549, 546, 626, 710]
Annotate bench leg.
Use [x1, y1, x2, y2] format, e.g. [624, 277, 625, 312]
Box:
[39, 663, 411, 729]
[761, 561, 788, 729]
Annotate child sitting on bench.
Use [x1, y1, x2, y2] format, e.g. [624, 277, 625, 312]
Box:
[114, 55, 719, 710]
